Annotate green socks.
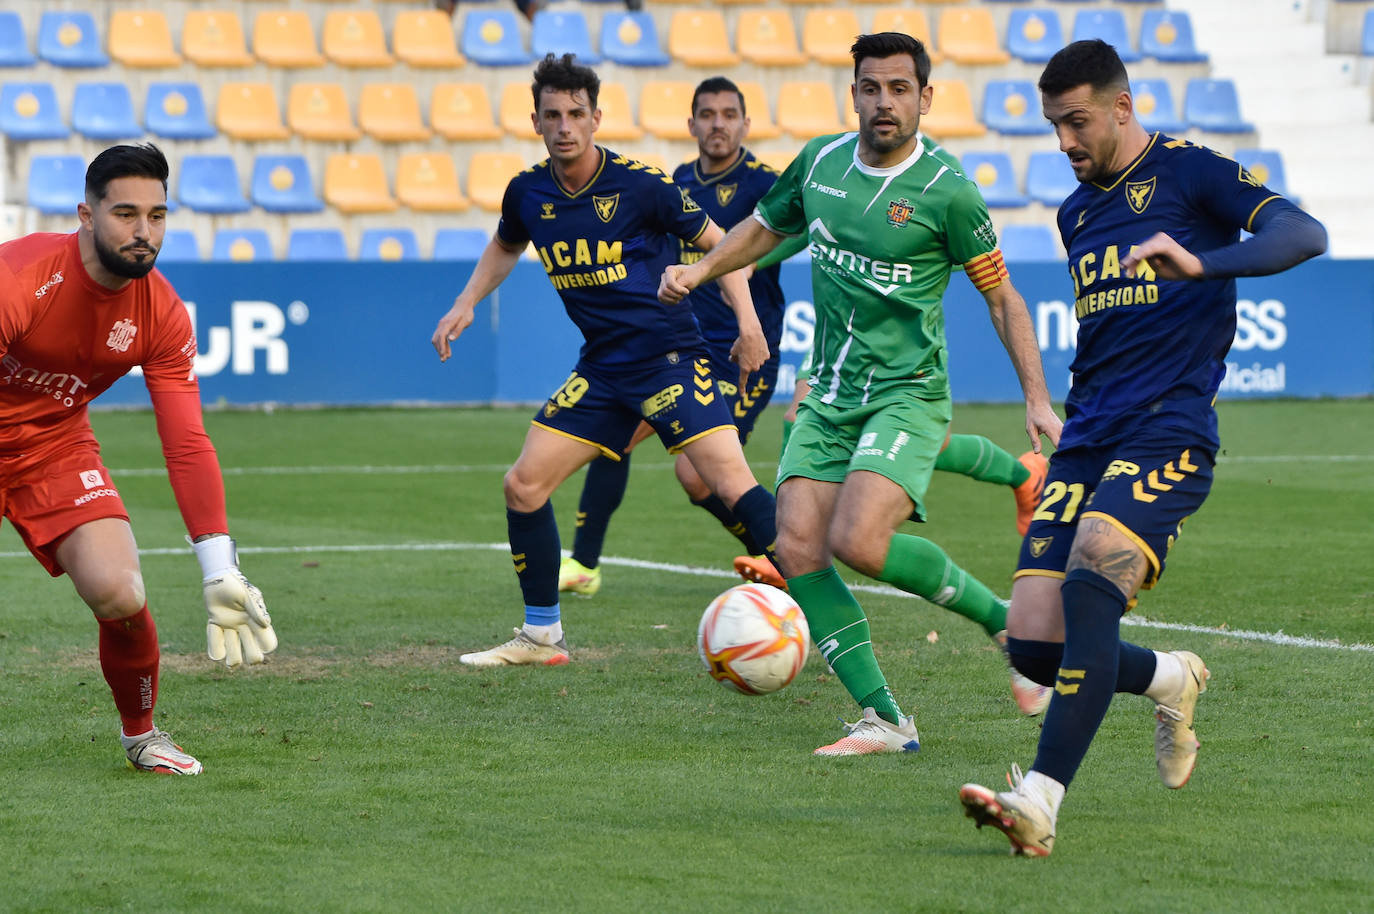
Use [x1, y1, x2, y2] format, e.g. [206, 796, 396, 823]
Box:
[935, 434, 1029, 487]
[879, 534, 1007, 637]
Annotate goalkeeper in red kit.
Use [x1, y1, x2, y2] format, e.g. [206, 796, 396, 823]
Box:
[0, 144, 276, 775]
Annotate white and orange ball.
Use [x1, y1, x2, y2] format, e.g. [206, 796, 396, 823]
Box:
[697, 583, 809, 695]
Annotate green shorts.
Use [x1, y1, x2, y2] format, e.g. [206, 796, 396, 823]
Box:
[778, 392, 952, 521]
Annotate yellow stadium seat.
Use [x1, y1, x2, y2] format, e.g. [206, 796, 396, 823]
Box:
[109, 11, 181, 68]
[396, 153, 469, 212]
[393, 10, 464, 68]
[845, 92, 859, 131]
[669, 11, 740, 67]
[360, 84, 431, 142]
[500, 82, 537, 138]
[871, 8, 942, 64]
[937, 8, 1010, 65]
[288, 83, 361, 141]
[216, 83, 289, 140]
[780, 0, 831, 6]
[324, 154, 397, 213]
[920, 79, 987, 137]
[253, 11, 324, 68]
[322, 10, 393, 68]
[431, 83, 504, 141]
[777, 81, 845, 139]
[737, 10, 807, 66]
[467, 152, 527, 212]
[738, 81, 781, 141]
[596, 82, 643, 142]
[639, 81, 695, 140]
[182, 11, 254, 68]
[802, 9, 862, 66]
[756, 150, 798, 173]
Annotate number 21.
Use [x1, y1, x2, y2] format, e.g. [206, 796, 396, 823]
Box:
[1031, 481, 1087, 524]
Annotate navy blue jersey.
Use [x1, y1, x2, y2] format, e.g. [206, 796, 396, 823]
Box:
[1056, 134, 1284, 452]
[673, 150, 786, 351]
[498, 148, 712, 367]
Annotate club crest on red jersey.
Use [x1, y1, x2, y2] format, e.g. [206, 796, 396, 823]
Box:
[106, 318, 138, 353]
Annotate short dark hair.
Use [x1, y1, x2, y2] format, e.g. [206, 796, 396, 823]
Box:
[1038, 39, 1130, 98]
[851, 32, 931, 88]
[691, 76, 746, 117]
[530, 52, 600, 111]
[85, 143, 169, 203]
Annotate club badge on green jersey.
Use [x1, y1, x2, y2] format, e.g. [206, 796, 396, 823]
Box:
[886, 197, 914, 227]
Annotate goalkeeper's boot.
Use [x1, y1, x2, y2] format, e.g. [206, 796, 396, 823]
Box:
[459, 628, 570, 667]
[122, 727, 203, 775]
[993, 629, 1052, 716]
[959, 764, 1056, 857]
[1013, 451, 1049, 537]
[813, 707, 920, 757]
[733, 555, 786, 591]
[1154, 650, 1210, 788]
[558, 557, 601, 596]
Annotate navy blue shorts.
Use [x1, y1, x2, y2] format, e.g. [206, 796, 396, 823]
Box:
[1016, 439, 1215, 590]
[532, 352, 738, 458]
[703, 339, 780, 445]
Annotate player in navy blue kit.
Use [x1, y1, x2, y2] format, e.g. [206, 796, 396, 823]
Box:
[559, 76, 788, 597]
[959, 40, 1327, 856]
[431, 55, 779, 666]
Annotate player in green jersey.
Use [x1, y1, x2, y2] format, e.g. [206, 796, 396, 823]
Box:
[661, 33, 1061, 755]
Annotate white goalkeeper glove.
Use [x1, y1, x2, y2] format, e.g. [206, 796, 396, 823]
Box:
[193, 534, 278, 669]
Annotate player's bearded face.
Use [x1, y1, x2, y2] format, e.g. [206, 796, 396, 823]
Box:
[853, 56, 931, 160]
[690, 91, 748, 163]
[86, 176, 167, 279]
[1043, 85, 1123, 184]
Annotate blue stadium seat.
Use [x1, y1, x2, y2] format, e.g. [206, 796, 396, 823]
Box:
[960, 152, 1027, 207]
[26, 155, 85, 215]
[0, 82, 68, 139]
[1071, 10, 1140, 62]
[360, 228, 421, 261]
[251, 155, 324, 213]
[1026, 151, 1078, 206]
[1233, 148, 1293, 198]
[212, 229, 274, 262]
[146, 83, 217, 140]
[287, 228, 350, 261]
[71, 83, 142, 140]
[461, 10, 533, 66]
[1006, 9, 1063, 63]
[1184, 78, 1254, 133]
[178, 156, 251, 214]
[0, 12, 35, 67]
[1131, 78, 1187, 134]
[1139, 10, 1207, 63]
[600, 12, 669, 67]
[1363, 10, 1374, 56]
[982, 80, 1051, 135]
[37, 11, 109, 68]
[434, 227, 491, 260]
[158, 229, 201, 262]
[999, 224, 1060, 261]
[532, 10, 600, 64]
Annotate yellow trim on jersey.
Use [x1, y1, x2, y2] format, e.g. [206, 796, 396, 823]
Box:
[1092, 132, 1161, 193]
[551, 148, 609, 200]
[530, 420, 621, 460]
[685, 215, 711, 245]
[1079, 510, 1160, 580]
[666, 423, 737, 455]
[1245, 194, 1282, 233]
[1013, 568, 1067, 581]
[693, 149, 748, 186]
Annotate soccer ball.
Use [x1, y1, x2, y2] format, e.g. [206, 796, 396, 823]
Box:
[697, 583, 810, 695]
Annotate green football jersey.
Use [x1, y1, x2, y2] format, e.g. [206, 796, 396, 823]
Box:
[755, 131, 996, 408]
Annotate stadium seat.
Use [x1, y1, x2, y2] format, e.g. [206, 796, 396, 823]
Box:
[461, 10, 533, 66]
[37, 12, 108, 68]
[1026, 150, 1077, 206]
[360, 228, 421, 261]
[217, 83, 291, 140]
[756, 150, 797, 173]
[1131, 78, 1186, 134]
[467, 152, 527, 211]
[594, 82, 644, 141]
[1184, 78, 1254, 133]
[0, 82, 68, 140]
[252, 11, 324, 68]
[921, 80, 987, 138]
[640, 81, 695, 139]
[26, 155, 85, 214]
[108, 11, 181, 68]
[1233, 148, 1292, 197]
[1071, 10, 1140, 62]
[182, 11, 254, 68]
[999, 224, 1059, 261]
[1139, 10, 1207, 63]
[322, 10, 394, 68]
[287, 228, 350, 261]
[251, 155, 324, 213]
[396, 153, 470, 211]
[531, 10, 600, 64]
[178, 156, 251, 214]
[668, 11, 740, 67]
[158, 229, 201, 263]
[801, 9, 862, 66]
[212, 229, 274, 262]
[776, 81, 845, 139]
[937, 9, 1009, 65]
[324, 154, 398, 213]
[870, 9, 941, 64]
[393, 10, 465, 67]
[71, 83, 141, 140]
[146, 83, 217, 139]
[960, 152, 1027, 207]
[737, 10, 807, 66]
[360, 84, 432, 141]
[434, 227, 490, 260]
[600, 12, 669, 67]
[0, 12, 35, 67]
[288, 83, 361, 141]
[1006, 9, 1064, 63]
[1364, 10, 1374, 56]
[983, 80, 1051, 135]
[500, 82, 538, 137]
[430, 83, 504, 140]
[739, 81, 782, 140]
